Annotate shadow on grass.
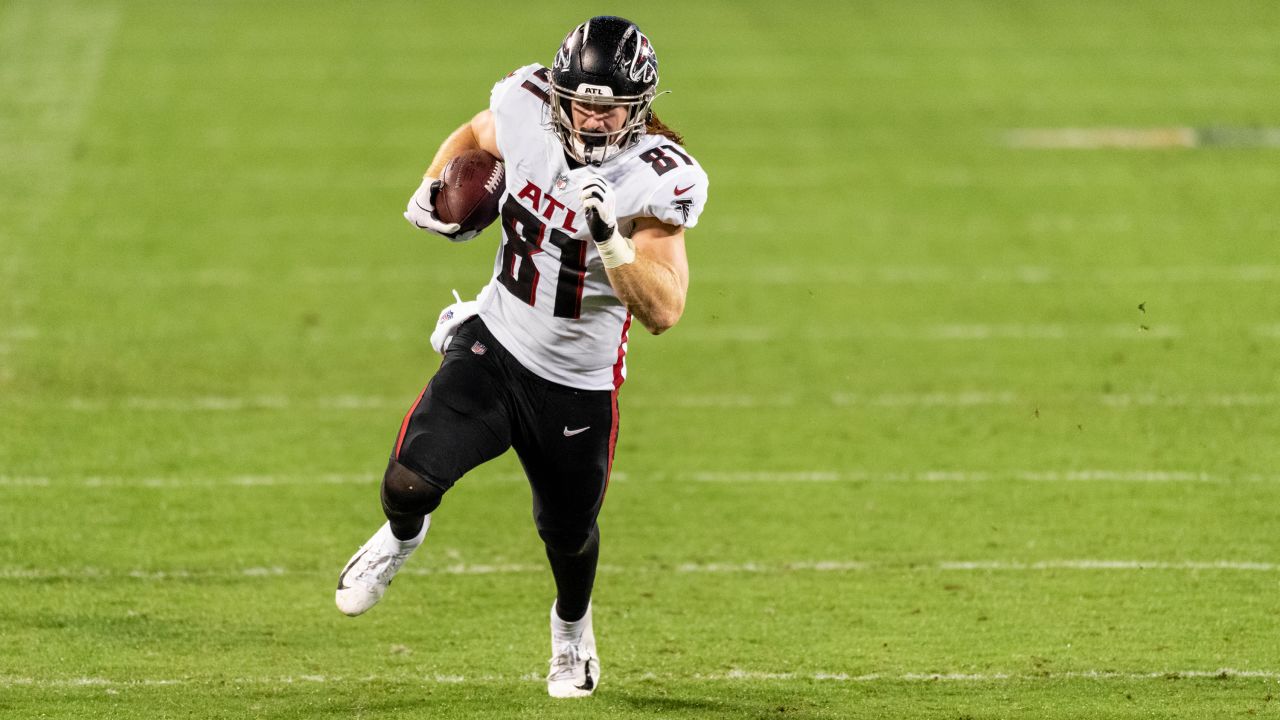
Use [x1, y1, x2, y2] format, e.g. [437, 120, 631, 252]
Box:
[608, 686, 843, 719]
[612, 691, 744, 715]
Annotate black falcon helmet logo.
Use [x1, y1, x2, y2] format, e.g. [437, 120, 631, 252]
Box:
[549, 16, 660, 166]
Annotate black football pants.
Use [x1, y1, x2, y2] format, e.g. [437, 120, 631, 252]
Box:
[388, 317, 618, 618]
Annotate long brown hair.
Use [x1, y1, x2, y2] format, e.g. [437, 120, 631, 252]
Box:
[646, 111, 684, 146]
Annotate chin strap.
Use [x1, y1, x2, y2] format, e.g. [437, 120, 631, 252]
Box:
[569, 135, 624, 166]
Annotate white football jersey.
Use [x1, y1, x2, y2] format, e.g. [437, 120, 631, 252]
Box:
[476, 64, 709, 390]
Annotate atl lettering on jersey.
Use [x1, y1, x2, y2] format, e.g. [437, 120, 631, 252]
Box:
[475, 64, 709, 391]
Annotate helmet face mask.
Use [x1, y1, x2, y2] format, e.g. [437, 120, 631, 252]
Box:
[549, 86, 654, 166]
[549, 16, 659, 166]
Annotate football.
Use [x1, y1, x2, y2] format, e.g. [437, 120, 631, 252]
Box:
[435, 149, 505, 234]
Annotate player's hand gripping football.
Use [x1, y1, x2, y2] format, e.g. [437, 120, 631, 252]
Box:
[579, 176, 635, 268]
[404, 177, 478, 242]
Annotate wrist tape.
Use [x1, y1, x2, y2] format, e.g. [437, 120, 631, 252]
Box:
[595, 227, 636, 269]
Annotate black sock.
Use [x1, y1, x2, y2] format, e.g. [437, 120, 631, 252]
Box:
[546, 526, 599, 622]
[389, 516, 425, 541]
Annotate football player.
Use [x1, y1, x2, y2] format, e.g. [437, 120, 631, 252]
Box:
[335, 16, 708, 698]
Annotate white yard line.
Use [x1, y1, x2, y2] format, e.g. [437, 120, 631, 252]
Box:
[676, 559, 1280, 573]
[0, 476, 52, 487]
[0, 3, 120, 216]
[0, 565, 545, 580]
[49, 264, 1280, 287]
[0, 472, 571, 488]
[677, 561, 871, 573]
[705, 668, 1280, 682]
[63, 395, 405, 412]
[1101, 393, 1280, 408]
[938, 560, 1279, 572]
[2, 668, 1277, 689]
[10, 468, 1273, 488]
[831, 391, 1019, 407]
[8, 468, 1278, 488]
[0, 474, 378, 488]
[1005, 127, 1198, 149]
[0, 327, 40, 342]
[0, 4, 120, 376]
[47, 390, 1280, 413]
[1004, 126, 1280, 150]
[4, 559, 1275, 581]
[688, 470, 1241, 483]
[688, 324, 1190, 343]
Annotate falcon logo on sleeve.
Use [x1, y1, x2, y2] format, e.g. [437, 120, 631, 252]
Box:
[672, 198, 694, 223]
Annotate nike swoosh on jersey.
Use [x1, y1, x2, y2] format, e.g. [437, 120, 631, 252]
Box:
[673, 184, 695, 196]
[563, 426, 591, 437]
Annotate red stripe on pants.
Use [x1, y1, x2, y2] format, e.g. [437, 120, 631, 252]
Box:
[393, 383, 430, 458]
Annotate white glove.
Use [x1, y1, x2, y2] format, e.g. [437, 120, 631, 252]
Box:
[579, 176, 635, 268]
[429, 287, 487, 354]
[579, 176, 617, 241]
[404, 177, 478, 242]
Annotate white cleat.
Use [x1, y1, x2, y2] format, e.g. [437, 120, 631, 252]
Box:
[335, 519, 426, 616]
[546, 603, 600, 698]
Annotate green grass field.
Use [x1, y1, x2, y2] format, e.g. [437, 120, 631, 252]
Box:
[4, 1, 1280, 717]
